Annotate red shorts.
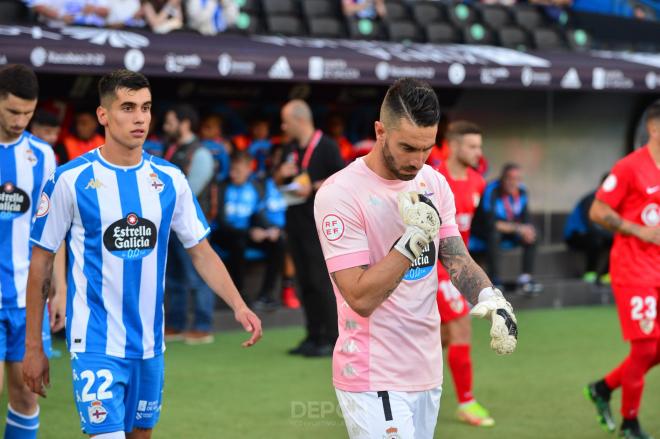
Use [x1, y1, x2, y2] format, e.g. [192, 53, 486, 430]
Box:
[437, 279, 470, 324]
[612, 284, 660, 340]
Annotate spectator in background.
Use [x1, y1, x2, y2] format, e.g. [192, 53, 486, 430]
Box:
[342, 0, 386, 19]
[199, 113, 231, 181]
[326, 113, 354, 163]
[185, 0, 239, 35]
[234, 116, 274, 178]
[471, 163, 542, 295]
[213, 151, 286, 310]
[564, 175, 613, 284]
[274, 99, 344, 357]
[162, 104, 218, 345]
[30, 0, 109, 27]
[143, 114, 165, 157]
[106, 0, 145, 28]
[60, 108, 104, 162]
[141, 0, 183, 34]
[30, 108, 61, 149]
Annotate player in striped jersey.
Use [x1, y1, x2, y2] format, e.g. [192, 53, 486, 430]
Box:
[0, 65, 58, 439]
[23, 69, 262, 439]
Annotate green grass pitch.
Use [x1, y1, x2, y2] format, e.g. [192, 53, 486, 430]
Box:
[13, 306, 660, 438]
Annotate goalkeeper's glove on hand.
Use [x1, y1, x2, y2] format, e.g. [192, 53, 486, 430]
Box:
[470, 287, 518, 355]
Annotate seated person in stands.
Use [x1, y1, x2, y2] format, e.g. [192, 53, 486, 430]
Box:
[471, 162, 542, 294]
[564, 175, 613, 284]
[342, 0, 386, 19]
[30, 0, 109, 27]
[213, 151, 286, 309]
[141, 0, 183, 34]
[185, 0, 239, 35]
[106, 0, 145, 28]
[60, 108, 104, 163]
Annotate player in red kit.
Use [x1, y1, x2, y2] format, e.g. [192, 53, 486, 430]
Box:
[585, 103, 660, 439]
[432, 121, 492, 427]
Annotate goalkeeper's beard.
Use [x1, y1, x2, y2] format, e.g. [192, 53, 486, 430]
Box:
[382, 140, 419, 181]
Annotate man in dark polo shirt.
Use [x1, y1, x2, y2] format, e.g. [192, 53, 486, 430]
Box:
[275, 100, 345, 357]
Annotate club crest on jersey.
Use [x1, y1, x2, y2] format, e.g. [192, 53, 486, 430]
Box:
[384, 427, 401, 439]
[401, 241, 437, 281]
[103, 213, 157, 260]
[0, 181, 30, 220]
[24, 149, 37, 166]
[148, 173, 164, 193]
[641, 203, 660, 227]
[88, 401, 108, 424]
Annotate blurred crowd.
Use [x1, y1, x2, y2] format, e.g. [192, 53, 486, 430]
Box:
[22, 0, 657, 35]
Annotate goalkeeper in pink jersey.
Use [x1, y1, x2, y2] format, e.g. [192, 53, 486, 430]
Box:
[314, 78, 518, 438]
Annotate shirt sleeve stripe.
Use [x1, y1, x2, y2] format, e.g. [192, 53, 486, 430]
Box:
[326, 250, 371, 273]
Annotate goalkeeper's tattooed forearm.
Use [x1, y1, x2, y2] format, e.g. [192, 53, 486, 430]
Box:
[438, 236, 491, 304]
[384, 271, 406, 299]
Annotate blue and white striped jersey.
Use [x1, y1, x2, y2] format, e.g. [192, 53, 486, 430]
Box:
[0, 132, 56, 309]
[31, 148, 210, 359]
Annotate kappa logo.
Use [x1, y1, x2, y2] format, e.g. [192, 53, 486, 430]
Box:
[268, 56, 293, 79]
[85, 178, 104, 190]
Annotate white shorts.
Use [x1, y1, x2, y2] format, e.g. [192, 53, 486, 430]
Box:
[335, 387, 442, 439]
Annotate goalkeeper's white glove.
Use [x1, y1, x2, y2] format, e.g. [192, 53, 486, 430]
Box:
[470, 287, 518, 355]
[394, 192, 441, 262]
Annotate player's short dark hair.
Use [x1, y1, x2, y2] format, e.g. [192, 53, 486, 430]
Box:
[381, 78, 441, 128]
[98, 69, 150, 104]
[0, 64, 39, 101]
[446, 120, 482, 141]
[31, 109, 60, 127]
[171, 104, 200, 133]
[230, 149, 253, 165]
[645, 101, 660, 123]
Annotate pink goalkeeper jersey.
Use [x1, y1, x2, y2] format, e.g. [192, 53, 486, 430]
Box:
[314, 158, 460, 392]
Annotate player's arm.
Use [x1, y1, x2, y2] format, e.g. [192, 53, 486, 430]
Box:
[331, 251, 411, 318]
[23, 246, 56, 397]
[49, 245, 67, 332]
[589, 198, 660, 244]
[187, 239, 262, 347]
[438, 236, 518, 355]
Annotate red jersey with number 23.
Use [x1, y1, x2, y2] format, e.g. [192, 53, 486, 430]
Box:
[596, 146, 660, 287]
[434, 162, 486, 281]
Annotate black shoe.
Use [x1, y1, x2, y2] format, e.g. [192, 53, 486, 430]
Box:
[303, 343, 334, 358]
[620, 419, 653, 439]
[252, 297, 279, 313]
[584, 382, 616, 433]
[287, 338, 316, 356]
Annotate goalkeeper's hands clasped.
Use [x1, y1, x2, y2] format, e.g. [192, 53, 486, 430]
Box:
[470, 287, 518, 355]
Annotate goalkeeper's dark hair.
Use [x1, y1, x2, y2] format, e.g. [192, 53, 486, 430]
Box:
[446, 120, 482, 141]
[646, 101, 660, 123]
[381, 78, 441, 128]
[98, 69, 150, 105]
[0, 64, 39, 101]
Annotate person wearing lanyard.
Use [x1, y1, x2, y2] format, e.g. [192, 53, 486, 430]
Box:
[274, 100, 345, 357]
[471, 162, 541, 295]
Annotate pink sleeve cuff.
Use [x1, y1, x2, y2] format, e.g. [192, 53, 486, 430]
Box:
[439, 224, 460, 239]
[326, 250, 371, 273]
